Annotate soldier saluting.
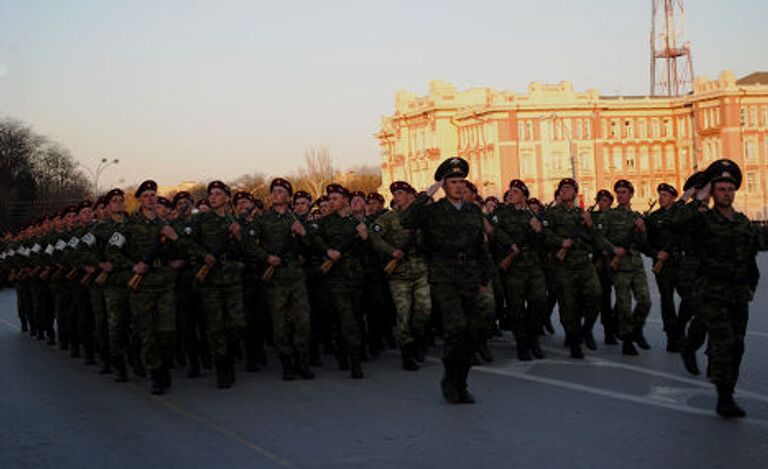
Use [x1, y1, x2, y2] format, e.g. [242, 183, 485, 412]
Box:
[400, 157, 492, 404]
[674, 160, 759, 418]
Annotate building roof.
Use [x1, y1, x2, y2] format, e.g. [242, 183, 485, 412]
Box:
[737, 72, 768, 86]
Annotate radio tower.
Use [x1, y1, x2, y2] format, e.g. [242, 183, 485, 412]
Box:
[650, 0, 695, 96]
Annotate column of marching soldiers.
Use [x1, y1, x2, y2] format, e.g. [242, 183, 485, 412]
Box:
[0, 156, 760, 419]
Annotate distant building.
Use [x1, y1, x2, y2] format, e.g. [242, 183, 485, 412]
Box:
[376, 71, 768, 219]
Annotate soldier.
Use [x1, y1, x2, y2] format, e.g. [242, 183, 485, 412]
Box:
[599, 180, 654, 356]
[491, 179, 546, 361]
[541, 178, 601, 358]
[400, 157, 493, 404]
[646, 183, 684, 352]
[591, 189, 618, 344]
[675, 160, 759, 418]
[370, 181, 431, 370]
[312, 183, 367, 379]
[245, 178, 314, 380]
[156, 197, 173, 220]
[196, 199, 211, 213]
[115, 180, 180, 394]
[187, 181, 246, 389]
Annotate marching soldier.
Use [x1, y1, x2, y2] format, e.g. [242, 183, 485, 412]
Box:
[591, 189, 618, 344]
[312, 184, 367, 379]
[370, 181, 431, 370]
[245, 178, 314, 380]
[674, 160, 759, 418]
[541, 178, 601, 358]
[400, 157, 493, 404]
[646, 183, 684, 352]
[598, 180, 654, 356]
[491, 179, 546, 361]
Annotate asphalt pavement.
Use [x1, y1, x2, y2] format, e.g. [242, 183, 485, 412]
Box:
[2, 256, 768, 468]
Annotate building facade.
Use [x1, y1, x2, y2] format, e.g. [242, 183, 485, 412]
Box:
[376, 71, 768, 219]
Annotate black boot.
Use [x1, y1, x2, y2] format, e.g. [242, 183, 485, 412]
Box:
[516, 338, 532, 361]
[716, 384, 746, 418]
[150, 369, 165, 395]
[336, 351, 350, 371]
[440, 359, 461, 404]
[543, 316, 555, 335]
[666, 331, 683, 353]
[414, 338, 427, 363]
[296, 354, 315, 380]
[113, 356, 128, 383]
[582, 326, 597, 351]
[633, 327, 651, 350]
[529, 335, 545, 359]
[349, 353, 364, 379]
[281, 355, 298, 381]
[567, 335, 584, 359]
[215, 359, 231, 389]
[604, 328, 619, 345]
[457, 363, 475, 404]
[681, 349, 700, 375]
[401, 344, 419, 371]
[98, 357, 112, 375]
[70, 343, 80, 358]
[309, 342, 323, 367]
[187, 353, 201, 378]
[622, 339, 639, 356]
[226, 351, 236, 386]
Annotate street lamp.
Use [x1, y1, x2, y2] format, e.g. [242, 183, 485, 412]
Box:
[78, 158, 120, 194]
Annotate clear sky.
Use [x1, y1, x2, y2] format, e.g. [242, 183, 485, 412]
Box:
[1, 0, 766, 188]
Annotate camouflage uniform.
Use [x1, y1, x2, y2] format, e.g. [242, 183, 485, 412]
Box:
[245, 207, 314, 378]
[599, 206, 653, 343]
[491, 205, 546, 358]
[541, 204, 602, 352]
[370, 208, 431, 366]
[103, 218, 136, 380]
[591, 209, 616, 341]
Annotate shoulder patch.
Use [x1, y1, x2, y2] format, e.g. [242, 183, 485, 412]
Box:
[184, 226, 193, 235]
[109, 232, 127, 248]
[55, 240, 67, 251]
[68, 237, 80, 249]
[81, 233, 96, 246]
[372, 224, 383, 233]
[31, 243, 42, 253]
[45, 244, 55, 256]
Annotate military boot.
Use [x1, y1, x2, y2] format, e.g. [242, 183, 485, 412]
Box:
[581, 325, 597, 351]
[84, 346, 96, 366]
[187, 354, 201, 379]
[414, 337, 427, 363]
[665, 330, 683, 353]
[69, 343, 80, 358]
[622, 338, 639, 356]
[401, 343, 419, 371]
[681, 349, 700, 375]
[349, 352, 364, 379]
[633, 326, 651, 350]
[280, 355, 298, 381]
[113, 356, 128, 383]
[309, 341, 323, 367]
[296, 355, 315, 380]
[336, 350, 350, 371]
[529, 335, 545, 359]
[566, 335, 584, 359]
[457, 363, 475, 404]
[516, 338, 532, 362]
[98, 357, 112, 375]
[716, 384, 746, 418]
[603, 327, 619, 345]
[477, 341, 493, 363]
[440, 359, 461, 404]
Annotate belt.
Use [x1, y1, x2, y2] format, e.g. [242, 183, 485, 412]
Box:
[434, 253, 478, 264]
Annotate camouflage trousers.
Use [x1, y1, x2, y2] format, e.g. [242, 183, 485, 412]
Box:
[698, 296, 748, 389]
[104, 286, 131, 358]
[430, 281, 487, 367]
[653, 260, 682, 335]
[327, 281, 362, 353]
[130, 287, 176, 371]
[611, 268, 651, 338]
[502, 267, 546, 340]
[595, 260, 616, 334]
[388, 274, 431, 347]
[553, 262, 601, 338]
[31, 281, 55, 338]
[200, 282, 245, 361]
[50, 283, 73, 346]
[72, 285, 95, 356]
[265, 280, 311, 357]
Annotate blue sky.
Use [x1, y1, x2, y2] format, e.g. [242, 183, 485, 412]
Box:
[1, 0, 766, 187]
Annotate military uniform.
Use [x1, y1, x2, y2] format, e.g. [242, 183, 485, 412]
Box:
[591, 208, 616, 343]
[370, 206, 431, 370]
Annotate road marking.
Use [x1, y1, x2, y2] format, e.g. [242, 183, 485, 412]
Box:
[0, 317, 19, 330]
[147, 394, 293, 468]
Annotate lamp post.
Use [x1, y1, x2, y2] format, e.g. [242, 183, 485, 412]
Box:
[78, 158, 120, 194]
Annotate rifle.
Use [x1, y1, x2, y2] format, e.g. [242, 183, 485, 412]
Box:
[94, 271, 110, 286]
[556, 203, 595, 262]
[65, 267, 80, 281]
[39, 266, 52, 281]
[128, 236, 168, 291]
[195, 214, 240, 283]
[261, 211, 305, 282]
[499, 205, 541, 271]
[609, 200, 656, 271]
[383, 228, 418, 275]
[319, 214, 366, 274]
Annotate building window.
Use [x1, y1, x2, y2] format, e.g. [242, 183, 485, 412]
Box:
[652, 146, 662, 169]
[603, 151, 610, 172]
[762, 106, 768, 127]
[745, 138, 757, 162]
[585, 119, 592, 139]
[625, 147, 636, 170]
[750, 107, 758, 127]
[612, 147, 622, 170]
[740, 108, 746, 127]
[651, 118, 660, 138]
[610, 120, 619, 139]
[680, 148, 689, 171]
[662, 119, 672, 138]
[576, 120, 583, 140]
[703, 111, 710, 129]
[579, 151, 593, 172]
[746, 173, 758, 193]
[526, 121, 533, 141]
[638, 118, 647, 139]
[665, 146, 675, 170]
[625, 119, 634, 139]
[678, 118, 687, 137]
[601, 120, 608, 139]
[639, 146, 649, 170]
[520, 151, 535, 178]
[518, 122, 525, 141]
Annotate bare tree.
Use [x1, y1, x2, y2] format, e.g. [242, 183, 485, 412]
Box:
[294, 146, 336, 198]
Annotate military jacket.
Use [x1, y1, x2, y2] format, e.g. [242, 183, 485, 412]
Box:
[245, 207, 311, 284]
[370, 208, 428, 279]
[541, 203, 599, 267]
[491, 205, 544, 270]
[312, 211, 365, 282]
[598, 205, 654, 271]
